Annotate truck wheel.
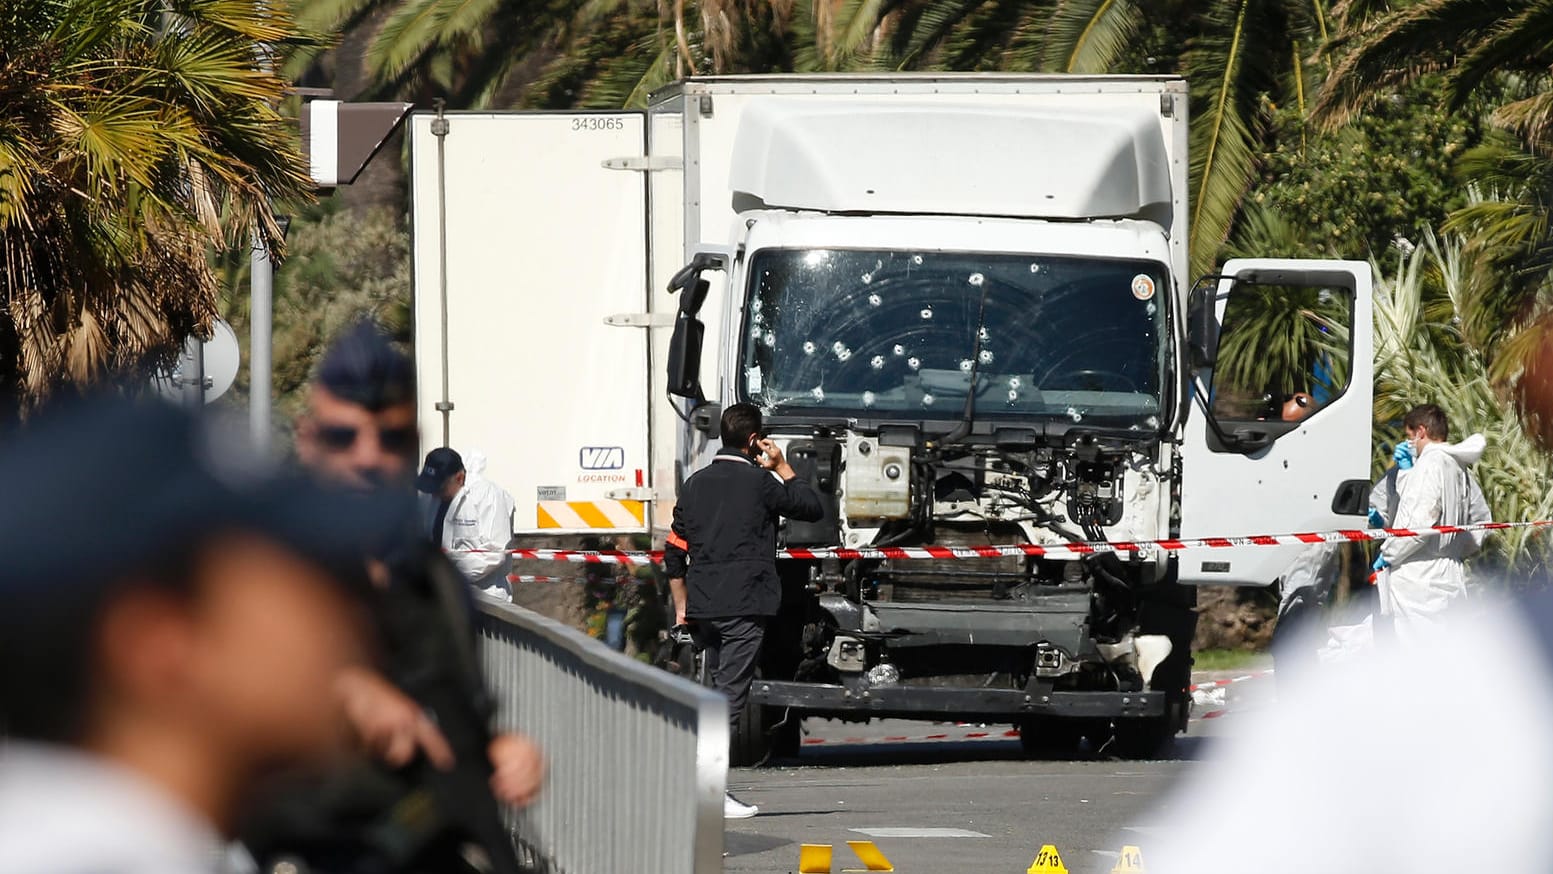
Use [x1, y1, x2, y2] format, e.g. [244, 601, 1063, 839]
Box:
[731, 695, 799, 766]
[1017, 717, 1085, 756]
[1111, 715, 1176, 759]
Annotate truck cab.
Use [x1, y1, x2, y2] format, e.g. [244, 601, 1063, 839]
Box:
[408, 74, 1374, 763]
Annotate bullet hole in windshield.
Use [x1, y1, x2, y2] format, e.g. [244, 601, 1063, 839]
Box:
[863, 391, 876, 408]
[871, 355, 886, 370]
[1007, 390, 1020, 404]
[922, 393, 935, 406]
[861, 273, 874, 284]
[1066, 407, 1084, 422]
[1145, 415, 1160, 429]
[1145, 301, 1158, 317]
[751, 298, 762, 314]
[969, 273, 985, 286]
[893, 344, 906, 356]
[868, 293, 882, 306]
[763, 331, 775, 346]
[837, 349, 853, 362]
[907, 357, 921, 370]
[1009, 377, 1022, 389]
[810, 386, 826, 401]
[959, 359, 973, 373]
[912, 255, 924, 265]
[979, 350, 995, 365]
[920, 306, 933, 320]
[802, 340, 816, 355]
[979, 327, 990, 341]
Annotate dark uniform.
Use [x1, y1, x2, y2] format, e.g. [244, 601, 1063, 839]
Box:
[664, 447, 824, 735]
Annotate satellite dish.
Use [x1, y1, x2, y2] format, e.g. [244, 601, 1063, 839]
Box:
[150, 319, 242, 404]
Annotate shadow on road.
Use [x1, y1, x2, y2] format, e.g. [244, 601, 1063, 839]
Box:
[724, 832, 790, 858]
[760, 733, 1219, 769]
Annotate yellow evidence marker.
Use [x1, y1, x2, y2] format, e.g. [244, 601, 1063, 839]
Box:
[1111, 845, 1145, 874]
[796, 840, 896, 873]
[799, 844, 834, 874]
[844, 840, 896, 872]
[1027, 844, 1070, 874]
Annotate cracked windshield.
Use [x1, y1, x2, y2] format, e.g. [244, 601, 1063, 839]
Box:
[741, 249, 1167, 426]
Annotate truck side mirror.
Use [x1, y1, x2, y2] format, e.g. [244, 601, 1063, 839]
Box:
[1187, 282, 1220, 369]
[680, 277, 711, 317]
[667, 313, 705, 400]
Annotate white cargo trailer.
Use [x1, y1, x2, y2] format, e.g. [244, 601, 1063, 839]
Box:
[411, 74, 1374, 761]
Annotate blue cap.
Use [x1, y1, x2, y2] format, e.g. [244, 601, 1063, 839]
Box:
[0, 396, 412, 600]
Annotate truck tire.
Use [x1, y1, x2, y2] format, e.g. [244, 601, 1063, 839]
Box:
[730, 677, 801, 766]
[1111, 714, 1177, 759]
[1017, 717, 1088, 757]
[1117, 565, 1198, 759]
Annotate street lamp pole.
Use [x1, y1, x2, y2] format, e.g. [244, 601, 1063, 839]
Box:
[250, 230, 273, 451]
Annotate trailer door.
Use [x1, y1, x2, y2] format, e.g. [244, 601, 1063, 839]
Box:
[410, 111, 651, 533]
[1177, 259, 1374, 586]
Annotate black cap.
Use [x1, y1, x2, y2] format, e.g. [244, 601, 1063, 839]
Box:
[316, 320, 414, 412]
[0, 395, 411, 601]
[416, 447, 464, 494]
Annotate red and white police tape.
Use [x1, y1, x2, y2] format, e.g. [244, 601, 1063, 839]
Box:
[472, 519, 1553, 567]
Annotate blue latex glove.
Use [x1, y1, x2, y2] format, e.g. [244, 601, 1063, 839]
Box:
[1372, 555, 1390, 572]
[1368, 508, 1385, 528]
[1392, 441, 1414, 470]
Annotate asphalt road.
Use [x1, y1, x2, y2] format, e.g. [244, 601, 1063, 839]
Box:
[723, 664, 1274, 873]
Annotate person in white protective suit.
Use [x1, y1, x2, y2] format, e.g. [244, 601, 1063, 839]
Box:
[416, 448, 516, 598]
[1374, 404, 1492, 637]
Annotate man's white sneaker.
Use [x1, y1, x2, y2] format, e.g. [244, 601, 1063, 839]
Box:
[724, 793, 759, 819]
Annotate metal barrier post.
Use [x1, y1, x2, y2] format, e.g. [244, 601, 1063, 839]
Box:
[475, 596, 728, 874]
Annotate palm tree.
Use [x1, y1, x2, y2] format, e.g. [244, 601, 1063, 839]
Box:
[1312, 0, 1553, 446]
[0, 0, 316, 410]
[302, 0, 883, 109]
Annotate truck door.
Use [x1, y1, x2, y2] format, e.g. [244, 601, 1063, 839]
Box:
[409, 111, 652, 534]
[1177, 259, 1374, 586]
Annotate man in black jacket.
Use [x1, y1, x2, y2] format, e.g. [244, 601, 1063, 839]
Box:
[665, 403, 824, 818]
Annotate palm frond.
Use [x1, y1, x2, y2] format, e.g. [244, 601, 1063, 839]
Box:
[1446, 1, 1553, 103]
[1184, 0, 1262, 277]
[1312, 0, 1507, 128]
[1040, 0, 1142, 74]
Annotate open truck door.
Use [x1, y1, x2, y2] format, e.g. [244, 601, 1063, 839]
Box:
[410, 111, 652, 534]
[1178, 259, 1374, 586]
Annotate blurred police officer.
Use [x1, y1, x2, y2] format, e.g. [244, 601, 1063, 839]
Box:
[665, 403, 824, 818]
[242, 322, 540, 874]
[0, 397, 390, 874]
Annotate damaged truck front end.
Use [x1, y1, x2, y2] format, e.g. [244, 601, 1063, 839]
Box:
[668, 217, 1198, 763]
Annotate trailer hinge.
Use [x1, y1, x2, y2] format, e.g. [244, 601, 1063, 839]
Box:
[607, 487, 657, 502]
[602, 156, 683, 172]
[1160, 93, 1175, 118]
[605, 312, 674, 328]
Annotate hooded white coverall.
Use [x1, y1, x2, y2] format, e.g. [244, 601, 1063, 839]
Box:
[1377, 434, 1491, 634]
[439, 451, 516, 596]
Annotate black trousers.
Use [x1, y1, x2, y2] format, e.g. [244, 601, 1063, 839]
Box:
[695, 616, 768, 735]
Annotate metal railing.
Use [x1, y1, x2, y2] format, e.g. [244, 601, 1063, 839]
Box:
[475, 596, 728, 874]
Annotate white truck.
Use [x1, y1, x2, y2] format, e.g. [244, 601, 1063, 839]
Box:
[409, 74, 1375, 762]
